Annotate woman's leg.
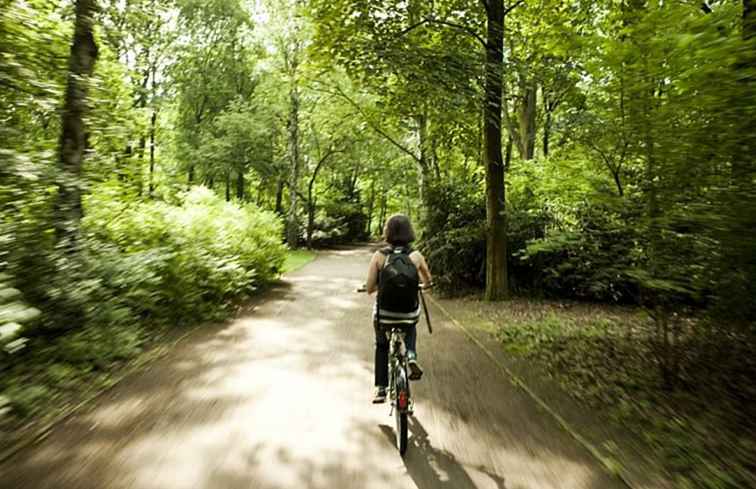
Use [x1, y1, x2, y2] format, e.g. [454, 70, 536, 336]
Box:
[405, 323, 418, 360]
[374, 321, 389, 387]
[405, 323, 423, 380]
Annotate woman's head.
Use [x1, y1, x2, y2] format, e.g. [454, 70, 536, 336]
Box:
[383, 214, 416, 247]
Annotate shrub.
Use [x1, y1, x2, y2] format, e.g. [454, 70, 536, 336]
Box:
[82, 186, 286, 324]
[1, 186, 286, 421]
[520, 202, 641, 303]
[419, 182, 486, 294]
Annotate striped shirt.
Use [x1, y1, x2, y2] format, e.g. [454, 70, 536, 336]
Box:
[373, 300, 421, 325]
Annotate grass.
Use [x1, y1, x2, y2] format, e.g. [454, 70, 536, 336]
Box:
[443, 296, 755, 489]
[282, 249, 317, 274]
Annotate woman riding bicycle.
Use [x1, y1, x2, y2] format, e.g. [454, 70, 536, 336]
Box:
[365, 214, 432, 404]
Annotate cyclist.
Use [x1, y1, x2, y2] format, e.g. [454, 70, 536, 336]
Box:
[365, 214, 432, 404]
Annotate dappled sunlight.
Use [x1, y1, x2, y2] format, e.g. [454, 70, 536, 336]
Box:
[1, 250, 625, 488]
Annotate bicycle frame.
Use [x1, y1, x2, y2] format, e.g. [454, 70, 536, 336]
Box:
[388, 327, 412, 415]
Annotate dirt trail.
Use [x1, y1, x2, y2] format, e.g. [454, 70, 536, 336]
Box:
[0, 248, 625, 489]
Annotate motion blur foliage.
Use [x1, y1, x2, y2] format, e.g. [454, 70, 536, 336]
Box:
[83, 186, 286, 324]
[0, 186, 285, 418]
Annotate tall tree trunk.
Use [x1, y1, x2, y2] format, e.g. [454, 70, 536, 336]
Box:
[275, 176, 285, 215]
[306, 199, 315, 249]
[137, 135, 146, 195]
[517, 84, 537, 160]
[543, 109, 552, 157]
[379, 192, 388, 236]
[54, 0, 98, 247]
[148, 63, 157, 198]
[366, 179, 376, 237]
[236, 171, 245, 201]
[483, 0, 509, 300]
[286, 80, 301, 246]
[225, 173, 231, 202]
[415, 114, 432, 229]
[148, 109, 157, 198]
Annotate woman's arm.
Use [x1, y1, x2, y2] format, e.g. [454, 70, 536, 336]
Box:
[412, 251, 432, 286]
[418, 255, 432, 286]
[366, 251, 382, 295]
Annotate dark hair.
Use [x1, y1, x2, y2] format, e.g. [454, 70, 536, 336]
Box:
[383, 214, 416, 247]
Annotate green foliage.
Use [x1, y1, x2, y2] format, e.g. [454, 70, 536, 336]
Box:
[0, 273, 38, 356]
[1, 186, 285, 422]
[419, 181, 486, 293]
[83, 186, 286, 322]
[519, 202, 641, 302]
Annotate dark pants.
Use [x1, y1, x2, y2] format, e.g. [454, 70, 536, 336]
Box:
[374, 321, 417, 387]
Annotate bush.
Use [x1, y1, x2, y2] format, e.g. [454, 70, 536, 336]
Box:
[82, 186, 286, 324]
[0, 186, 286, 421]
[419, 182, 486, 294]
[519, 202, 641, 303]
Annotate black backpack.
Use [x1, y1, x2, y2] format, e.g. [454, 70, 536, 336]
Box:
[378, 247, 420, 314]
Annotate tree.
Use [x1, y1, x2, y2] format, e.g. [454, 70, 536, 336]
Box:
[54, 0, 99, 248]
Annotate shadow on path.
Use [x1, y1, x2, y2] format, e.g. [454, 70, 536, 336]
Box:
[380, 417, 508, 489]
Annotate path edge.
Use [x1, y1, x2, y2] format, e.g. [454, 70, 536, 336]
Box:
[427, 294, 638, 489]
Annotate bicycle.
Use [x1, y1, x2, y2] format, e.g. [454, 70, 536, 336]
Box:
[358, 283, 433, 455]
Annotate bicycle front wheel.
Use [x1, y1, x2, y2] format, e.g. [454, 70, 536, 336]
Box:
[396, 411, 408, 455]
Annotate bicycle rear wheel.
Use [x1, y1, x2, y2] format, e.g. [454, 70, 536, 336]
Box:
[396, 411, 408, 455]
[393, 364, 410, 455]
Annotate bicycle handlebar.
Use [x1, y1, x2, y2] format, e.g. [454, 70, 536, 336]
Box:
[355, 282, 434, 293]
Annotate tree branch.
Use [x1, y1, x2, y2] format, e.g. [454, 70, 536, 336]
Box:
[504, 0, 526, 17]
[426, 18, 486, 47]
[317, 83, 421, 163]
[394, 18, 430, 40]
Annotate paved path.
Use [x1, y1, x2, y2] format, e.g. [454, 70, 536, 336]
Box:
[0, 248, 625, 489]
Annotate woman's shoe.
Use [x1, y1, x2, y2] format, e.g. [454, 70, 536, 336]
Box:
[408, 359, 424, 380]
[372, 386, 387, 403]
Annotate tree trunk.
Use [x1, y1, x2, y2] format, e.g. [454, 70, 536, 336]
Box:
[306, 199, 315, 249]
[275, 176, 285, 215]
[148, 62, 157, 198]
[366, 179, 376, 237]
[543, 109, 551, 157]
[148, 109, 157, 198]
[236, 171, 245, 201]
[483, 0, 508, 300]
[505, 136, 513, 170]
[415, 114, 433, 229]
[225, 173, 231, 202]
[380, 193, 388, 231]
[54, 0, 98, 248]
[137, 135, 146, 195]
[517, 84, 537, 160]
[286, 81, 301, 246]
